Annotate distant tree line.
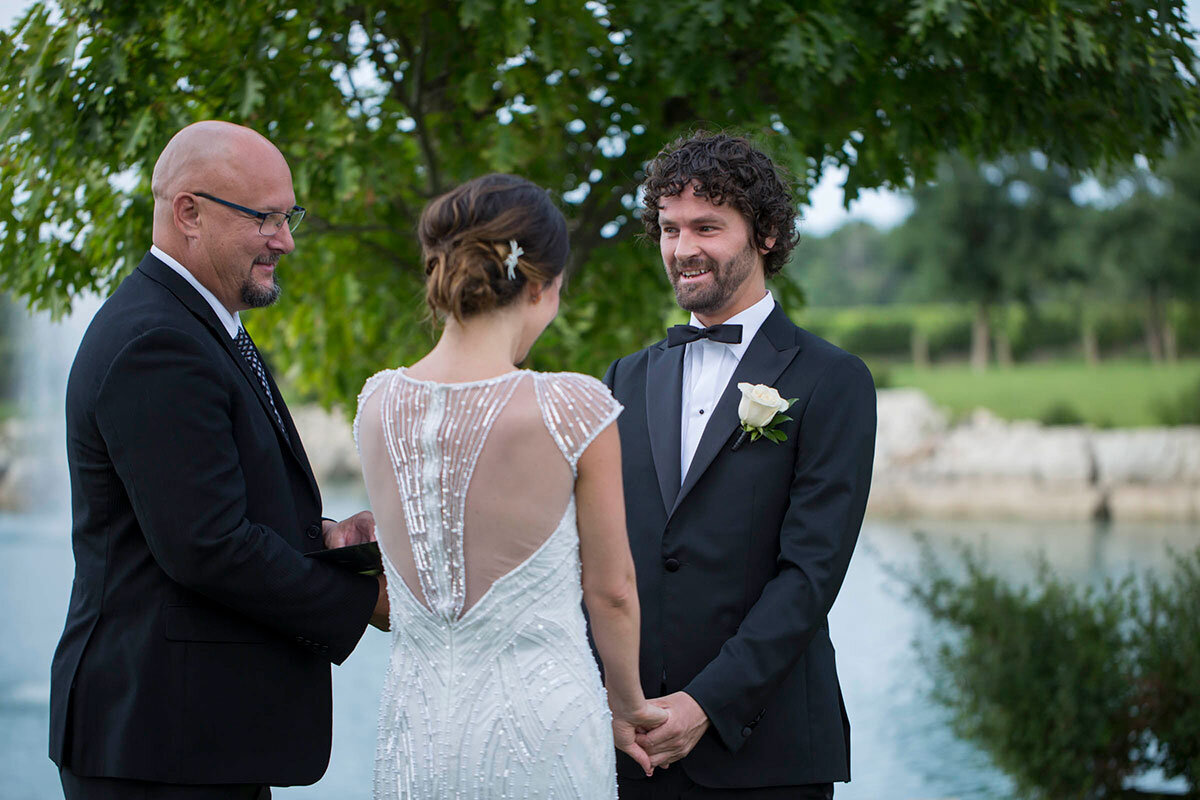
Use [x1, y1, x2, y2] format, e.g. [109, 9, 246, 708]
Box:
[791, 146, 1200, 369]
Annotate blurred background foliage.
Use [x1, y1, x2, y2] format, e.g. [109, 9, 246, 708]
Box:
[2, 0, 1200, 412]
[792, 143, 1200, 426]
[904, 542, 1200, 799]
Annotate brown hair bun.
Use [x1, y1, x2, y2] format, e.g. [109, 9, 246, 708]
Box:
[420, 174, 569, 322]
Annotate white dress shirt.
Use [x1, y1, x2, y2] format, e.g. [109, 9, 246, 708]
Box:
[151, 244, 241, 339]
[680, 290, 775, 481]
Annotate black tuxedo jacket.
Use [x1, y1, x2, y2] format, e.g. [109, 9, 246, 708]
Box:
[49, 253, 379, 786]
[604, 303, 876, 789]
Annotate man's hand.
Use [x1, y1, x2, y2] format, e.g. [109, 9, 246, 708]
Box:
[635, 691, 710, 770]
[322, 510, 375, 549]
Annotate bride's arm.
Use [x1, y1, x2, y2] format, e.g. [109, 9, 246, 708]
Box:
[576, 425, 668, 774]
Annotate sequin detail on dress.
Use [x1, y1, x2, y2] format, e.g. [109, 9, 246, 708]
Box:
[355, 369, 623, 799]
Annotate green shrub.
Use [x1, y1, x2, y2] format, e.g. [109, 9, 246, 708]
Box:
[1136, 549, 1200, 784]
[905, 543, 1200, 798]
[1006, 304, 1080, 360]
[797, 301, 1196, 362]
[1095, 306, 1146, 352]
[1151, 377, 1200, 425]
[906, 543, 1145, 799]
[864, 361, 892, 389]
[912, 305, 974, 359]
[1039, 401, 1087, 426]
[837, 318, 913, 356]
[1171, 301, 1200, 355]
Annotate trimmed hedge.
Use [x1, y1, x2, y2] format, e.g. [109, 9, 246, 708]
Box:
[794, 301, 1197, 362]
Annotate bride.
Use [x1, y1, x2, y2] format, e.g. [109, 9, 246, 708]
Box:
[354, 173, 668, 798]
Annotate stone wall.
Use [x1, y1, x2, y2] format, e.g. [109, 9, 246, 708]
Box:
[871, 389, 1200, 521]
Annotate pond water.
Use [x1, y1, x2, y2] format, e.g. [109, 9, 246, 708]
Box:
[2, 493, 1195, 800]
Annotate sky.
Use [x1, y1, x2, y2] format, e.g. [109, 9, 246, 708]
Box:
[0, 0, 1193, 236]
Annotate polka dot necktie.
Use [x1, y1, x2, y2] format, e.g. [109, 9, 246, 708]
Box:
[234, 327, 284, 430]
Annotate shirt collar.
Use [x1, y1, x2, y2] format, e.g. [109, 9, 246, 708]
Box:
[151, 244, 241, 339]
[687, 290, 775, 361]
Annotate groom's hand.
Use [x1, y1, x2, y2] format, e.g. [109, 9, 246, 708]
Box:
[323, 510, 376, 549]
[636, 691, 709, 770]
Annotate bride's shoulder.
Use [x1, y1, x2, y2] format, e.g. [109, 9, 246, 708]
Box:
[528, 372, 622, 466]
[529, 370, 621, 417]
[356, 368, 401, 407]
[530, 370, 611, 393]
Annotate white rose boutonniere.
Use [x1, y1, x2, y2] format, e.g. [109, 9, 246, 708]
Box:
[732, 382, 797, 451]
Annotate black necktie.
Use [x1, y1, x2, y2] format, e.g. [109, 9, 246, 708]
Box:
[234, 328, 285, 430]
[666, 323, 743, 347]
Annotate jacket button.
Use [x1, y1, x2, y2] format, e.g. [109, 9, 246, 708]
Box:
[306, 524, 322, 540]
[741, 726, 753, 738]
[664, 558, 680, 572]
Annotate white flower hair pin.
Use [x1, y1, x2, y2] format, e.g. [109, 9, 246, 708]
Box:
[504, 240, 524, 280]
[731, 382, 797, 451]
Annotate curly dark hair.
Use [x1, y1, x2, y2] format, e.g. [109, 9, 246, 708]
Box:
[641, 131, 799, 277]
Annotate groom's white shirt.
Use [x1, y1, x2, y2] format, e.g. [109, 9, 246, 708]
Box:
[680, 289, 774, 481]
[151, 244, 242, 339]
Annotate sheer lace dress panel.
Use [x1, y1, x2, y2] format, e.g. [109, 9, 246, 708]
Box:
[354, 368, 623, 799]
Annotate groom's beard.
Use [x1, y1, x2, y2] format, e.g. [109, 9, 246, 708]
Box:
[666, 241, 757, 316]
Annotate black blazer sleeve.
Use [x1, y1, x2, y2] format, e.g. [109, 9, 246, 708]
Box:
[684, 353, 876, 750]
[94, 326, 377, 664]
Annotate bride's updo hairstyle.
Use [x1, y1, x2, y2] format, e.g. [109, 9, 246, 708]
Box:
[420, 173, 569, 322]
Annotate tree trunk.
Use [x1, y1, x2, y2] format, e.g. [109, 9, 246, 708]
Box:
[1164, 321, 1178, 363]
[971, 303, 990, 372]
[995, 330, 1013, 367]
[1082, 320, 1100, 365]
[1145, 290, 1165, 362]
[911, 329, 930, 369]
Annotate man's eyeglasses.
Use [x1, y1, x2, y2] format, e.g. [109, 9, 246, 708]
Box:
[194, 192, 306, 236]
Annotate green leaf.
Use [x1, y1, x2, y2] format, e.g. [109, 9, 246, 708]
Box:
[238, 69, 264, 120]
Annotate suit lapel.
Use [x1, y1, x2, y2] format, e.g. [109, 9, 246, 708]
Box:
[671, 303, 801, 518]
[137, 254, 320, 501]
[646, 340, 684, 515]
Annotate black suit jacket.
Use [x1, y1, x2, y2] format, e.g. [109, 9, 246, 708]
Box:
[603, 303, 875, 788]
[49, 253, 380, 785]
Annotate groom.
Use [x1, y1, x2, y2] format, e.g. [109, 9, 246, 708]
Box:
[604, 132, 876, 798]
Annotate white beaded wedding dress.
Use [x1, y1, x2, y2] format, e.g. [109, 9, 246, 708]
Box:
[354, 368, 623, 800]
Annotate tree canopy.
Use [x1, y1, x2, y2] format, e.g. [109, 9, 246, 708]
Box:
[1, 0, 1198, 404]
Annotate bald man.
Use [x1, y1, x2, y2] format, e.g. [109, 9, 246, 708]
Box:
[50, 121, 387, 800]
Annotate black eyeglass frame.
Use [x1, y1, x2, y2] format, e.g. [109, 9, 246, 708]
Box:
[194, 191, 306, 235]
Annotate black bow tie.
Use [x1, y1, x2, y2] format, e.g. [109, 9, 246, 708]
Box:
[666, 323, 743, 347]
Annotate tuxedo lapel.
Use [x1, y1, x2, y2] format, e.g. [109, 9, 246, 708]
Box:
[671, 304, 801, 518]
[646, 340, 684, 515]
[137, 254, 320, 501]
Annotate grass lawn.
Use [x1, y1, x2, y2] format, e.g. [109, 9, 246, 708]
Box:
[883, 358, 1200, 427]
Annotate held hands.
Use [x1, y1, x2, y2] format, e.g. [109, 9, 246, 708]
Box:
[612, 702, 670, 776]
[322, 510, 376, 549]
[635, 692, 710, 771]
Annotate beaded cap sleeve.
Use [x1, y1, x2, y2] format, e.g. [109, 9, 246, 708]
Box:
[532, 372, 623, 474]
